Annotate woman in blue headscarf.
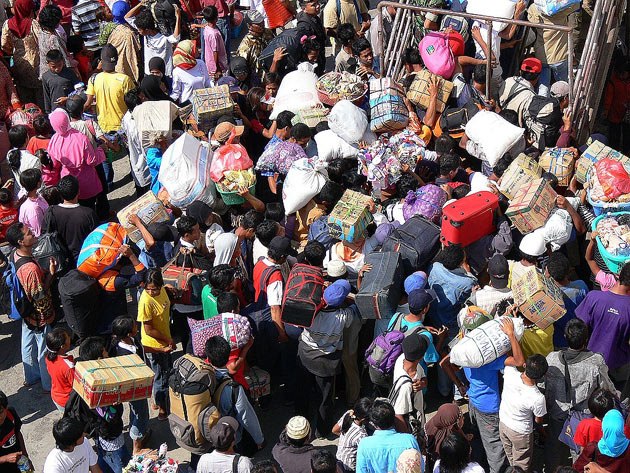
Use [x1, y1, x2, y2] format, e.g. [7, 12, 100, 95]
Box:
[106, 0, 141, 82]
[574, 410, 630, 473]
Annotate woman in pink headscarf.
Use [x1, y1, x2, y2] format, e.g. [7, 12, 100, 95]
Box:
[48, 109, 106, 205]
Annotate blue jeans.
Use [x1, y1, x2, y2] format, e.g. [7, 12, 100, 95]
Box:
[21, 320, 51, 390]
[129, 399, 149, 440]
[538, 60, 569, 97]
[146, 352, 171, 410]
[98, 444, 131, 473]
[216, 17, 231, 63]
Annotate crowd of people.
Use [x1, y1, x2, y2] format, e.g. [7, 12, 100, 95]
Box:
[0, 1, 628, 473]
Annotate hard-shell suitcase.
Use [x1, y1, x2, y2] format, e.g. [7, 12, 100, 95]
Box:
[382, 216, 441, 276]
[440, 191, 499, 246]
[356, 252, 404, 320]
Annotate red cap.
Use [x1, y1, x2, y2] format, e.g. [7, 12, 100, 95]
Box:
[521, 57, 542, 74]
[447, 32, 465, 57]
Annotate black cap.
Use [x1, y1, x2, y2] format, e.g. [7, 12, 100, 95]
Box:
[488, 254, 509, 289]
[402, 332, 429, 362]
[408, 288, 437, 315]
[101, 44, 118, 71]
[208, 416, 239, 451]
[269, 236, 297, 257]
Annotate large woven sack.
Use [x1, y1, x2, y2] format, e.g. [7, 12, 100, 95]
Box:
[314, 129, 360, 161]
[464, 110, 524, 167]
[534, 0, 580, 15]
[407, 70, 453, 113]
[402, 185, 448, 223]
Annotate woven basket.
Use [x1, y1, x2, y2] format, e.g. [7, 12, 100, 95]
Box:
[216, 182, 256, 205]
[316, 72, 367, 107]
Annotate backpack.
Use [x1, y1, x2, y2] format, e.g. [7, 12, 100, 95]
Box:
[441, 14, 470, 42]
[281, 264, 325, 328]
[440, 101, 482, 138]
[150, 0, 178, 35]
[258, 29, 302, 73]
[523, 95, 562, 150]
[0, 250, 36, 321]
[58, 269, 103, 339]
[32, 232, 72, 276]
[307, 215, 338, 250]
[335, 0, 362, 25]
[419, 32, 455, 79]
[168, 354, 238, 454]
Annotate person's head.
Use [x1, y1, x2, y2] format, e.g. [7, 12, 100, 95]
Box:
[550, 81, 570, 110]
[135, 8, 157, 35]
[252, 460, 278, 473]
[438, 431, 470, 470]
[46, 327, 70, 362]
[247, 87, 266, 113]
[402, 332, 429, 364]
[337, 23, 357, 48]
[205, 336, 230, 368]
[492, 155, 511, 178]
[619, 261, 630, 287]
[451, 184, 470, 200]
[352, 38, 373, 67]
[20, 168, 42, 194]
[519, 233, 546, 262]
[520, 57, 542, 85]
[217, 291, 240, 314]
[267, 236, 294, 264]
[323, 279, 351, 307]
[437, 244, 465, 271]
[111, 315, 137, 340]
[8, 124, 28, 150]
[326, 260, 347, 283]
[46, 48, 64, 74]
[340, 397, 372, 434]
[209, 416, 239, 452]
[33, 113, 52, 138]
[100, 44, 119, 72]
[472, 64, 487, 91]
[246, 9, 265, 36]
[208, 264, 235, 292]
[435, 134, 457, 157]
[303, 241, 326, 267]
[310, 450, 336, 473]
[588, 388, 615, 420]
[300, 0, 321, 16]
[52, 417, 85, 452]
[524, 354, 548, 381]
[176, 215, 200, 243]
[65, 95, 86, 119]
[57, 175, 80, 203]
[301, 37, 321, 64]
[264, 72, 280, 98]
[0, 189, 12, 208]
[614, 56, 630, 81]
[275, 110, 294, 139]
[290, 123, 311, 148]
[369, 400, 395, 430]
[38, 4, 62, 31]
[488, 254, 509, 289]
[143, 268, 164, 298]
[408, 288, 435, 318]
[124, 87, 144, 112]
[541, 171, 559, 191]
[439, 152, 460, 178]
[67, 35, 85, 56]
[211, 121, 244, 144]
[545, 252, 570, 284]
[6, 222, 37, 249]
[79, 336, 107, 361]
[403, 47, 422, 72]
[285, 416, 311, 447]
[599, 409, 628, 455]
[202, 5, 218, 24]
[240, 210, 264, 239]
[404, 271, 427, 295]
[564, 318, 589, 350]
[265, 202, 284, 223]
[315, 181, 344, 209]
[396, 174, 419, 198]
[343, 171, 367, 192]
[96, 5, 113, 22]
[256, 220, 281, 248]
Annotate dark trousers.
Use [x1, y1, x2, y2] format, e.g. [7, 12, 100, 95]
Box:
[296, 357, 335, 437]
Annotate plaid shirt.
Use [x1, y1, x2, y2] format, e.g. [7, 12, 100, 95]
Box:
[72, 0, 101, 50]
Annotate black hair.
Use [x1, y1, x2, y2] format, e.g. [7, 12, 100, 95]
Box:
[499, 109, 519, 126]
[521, 70, 540, 82]
[314, 121, 329, 133]
[247, 87, 265, 111]
[111, 315, 135, 340]
[38, 4, 63, 31]
[252, 460, 278, 473]
[46, 48, 64, 63]
[66, 35, 85, 55]
[588, 388, 615, 420]
[341, 397, 373, 434]
[290, 123, 311, 141]
[52, 417, 84, 451]
[451, 184, 470, 200]
[546, 252, 569, 283]
[41, 186, 62, 206]
[265, 202, 284, 223]
[316, 181, 343, 205]
[19, 168, 42, 192]
[205, 335, 231, 367]
[57, 175, 80, 201]
[96, 5, 111, 21]
[9, 124, 28, 149]
[124, 88, 144, 112]
[397, 174, 419, 199]
[276, 111, 295, 130]
[301, 38, 321, 56]
[327, 158, 346, 184]
[619, 261, 630, 286]
[564, 318, 589, 350]
[520, 250, 539, 264]
[79, 336, 106, 361]
[176, 215, 198, 237]
[217, 291, 240, 314]
[46, 327, 69, 362]
[438, 431, 470, 473]
[6, 222, 25, 248]
[256, 220, 280, 247]
[369, 400, 395, 430]
[144, 267, 164, 288]
[268, 245, 288, 262]
[0, 188, 12, 205]
[343, 170, 367, 192]
[242, 210, 264, 231]
[263, 72, 280, 87]
[135, 8, 156, 31]
[0, 390, 6, 409]
[303, 240, 326, 267]
[473, 64, 487, 84]
[492, 155, 512, 178]
[439, 152, 460, 176]
[403, 47, 422, 65]
[351, 37, 372, 58]
[202, 5, 218, 23]
[541, 172, 559, 190]
[337, 23, 356, 47]
[65, 96, 86, 119]
[435, 134, 457, 156]
[33, 114, 52, 137]
[311, 450, 336, 473]
[7, 149, 21, 172]
[437, 244, 465, 271]
[209, 264, 235, 292]
[525, 354, 548, 380]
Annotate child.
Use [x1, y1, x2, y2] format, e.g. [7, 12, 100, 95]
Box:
[300, 37, 323, 75]
[44, 327, 74, 412]
[201, 6, 228, 81]
[109, 316, 151, 453]
[67, 35, 92, 84]
[263, 72, 280, 106]
[0, 188, 18, 242]
[36, 149, 59, 187]
[0, 390, 31, 471]
[97, 5, 116, 46]
[146, 135, 169, 195]
[574, 388, 630, 450]
[26, 114, 53, 156]
[18, 168, 48, 237]
[42, 49, 79, 114]
[7, 125, 40, 197]
[335, 23, 358, 73]
[332, 398, 373, 472]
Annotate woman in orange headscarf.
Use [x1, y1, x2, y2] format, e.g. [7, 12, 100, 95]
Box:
[170, 39, 211, 105]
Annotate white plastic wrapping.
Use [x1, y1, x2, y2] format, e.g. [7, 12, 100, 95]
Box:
[327, 100, 368, 144]
[282, 158, 329, 215]
[465, 110, 525, 167]
[269, 70, 322, 120]
[314, 130, 360, 161]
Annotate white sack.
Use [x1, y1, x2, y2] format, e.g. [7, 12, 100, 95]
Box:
[314, 130, 360, 161]
[328, 100, 368, 144]
[282, 158, 329, 215]
[269, 70, 321, 120]
[465, 110, 524, 167]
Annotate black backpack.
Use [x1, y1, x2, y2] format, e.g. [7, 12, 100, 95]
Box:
[32, 232, 72, 276]
[281, 264, 325, 328]
[524, 95, 562, 150]
[382, 216, 441, 276]
[150, 0, 178, 35]
[58, 269, 103, 339]
[258, 29, 302, 73]
[439, 101, 482, 138]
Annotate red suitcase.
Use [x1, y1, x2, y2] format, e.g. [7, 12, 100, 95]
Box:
[440, 191, 499, 246]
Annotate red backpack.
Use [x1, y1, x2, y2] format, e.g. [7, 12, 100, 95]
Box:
[281, 264, 325, 328]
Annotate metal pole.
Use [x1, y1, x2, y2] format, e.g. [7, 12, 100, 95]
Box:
[486, 20, 492, 100]
[568, 29, 574, 104]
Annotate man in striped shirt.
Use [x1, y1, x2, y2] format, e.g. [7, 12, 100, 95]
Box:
[71, 0, 101, 51]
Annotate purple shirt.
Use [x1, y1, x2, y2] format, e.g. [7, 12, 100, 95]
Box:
[575, 290, 630, 370]
[203, 25, 228, 74]
[19, 195, 49, 237]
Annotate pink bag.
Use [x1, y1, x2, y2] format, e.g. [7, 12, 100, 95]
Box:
[402, 185, 448, 223]
[209, 131, 254, 182]
[419, 32, 456, 79]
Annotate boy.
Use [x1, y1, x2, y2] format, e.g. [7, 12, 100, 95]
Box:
[350, 38, 379, 81]
[43, 418, 99, 473]
[125, 3, 181, 77]
[0, 390, 31, 473]
[0, 188, 18, 242]
[18, 169, 48, 237]
[202, 6, 228, 81]
[498, 354, 548, 472]
[66, 35, 92, 83]
[335, 23, 357, 73]
[42, 49, 79, 114]
[27, 114, 53, 156]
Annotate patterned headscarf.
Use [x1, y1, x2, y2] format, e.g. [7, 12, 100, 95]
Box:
[173, 40, 197, 70]
[395, 449, 423, 473]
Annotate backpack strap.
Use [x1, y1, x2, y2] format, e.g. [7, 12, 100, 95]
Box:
[256, 264, 281, 304]
[232, 454, 241, 473]
[390, 312, 405, 333]
[335, 0, 362, 26]
[212, 377, 240, 417]
[501, 80, 531, 109]
[388, 374, 413, 405]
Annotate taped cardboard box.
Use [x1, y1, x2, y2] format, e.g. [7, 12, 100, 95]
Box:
[539, 147, 575, 187]
[327, 190, 373, 242]
[506, 178, 557, 234]
[406, 69, 453, 113]
[512, 267, 566, 330]
[192, 85, 234, 131]
[117, 192, 170, 243]
[499, 154, 542, 200]
[577, 140, 630, 184]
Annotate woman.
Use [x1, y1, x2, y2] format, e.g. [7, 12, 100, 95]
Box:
[140, 74, 174, 102]
[425, 404, 467, 472]
[396, 449, 424, 473]
[171, 40, 210, 105]
[332, 398, 372, 472]
[47, 109, 105, 208]
[433, 432, 484, 473]
[2, 0, 42, 107]
[213, 232, 248, 307]
[107, 0, 141, 83]
[574, 410, 630, 473]
[36, 5, 74, 79]
[148, 57, 172, 93]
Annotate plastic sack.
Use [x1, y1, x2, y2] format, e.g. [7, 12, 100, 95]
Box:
[464, 110, 524, 167]
[594, 158, 630, 200]
[402, 185, 448, 223]
[534, 0, 580, 16]
[314, 129, 360, 161]
[282, 158, 329, 215]
[256, 140, 308, 174]
[532, 208, 573, 252]
[269, 69, 321, 120]
[209, 131, 254, 182]
[158, 133, 217, 209]
[466, 0, 516, 32]
[132, 100, 179, 150]
[328, 100, 368, 144]
[419, 32, 455, 79]
[77, 223, 127, 278]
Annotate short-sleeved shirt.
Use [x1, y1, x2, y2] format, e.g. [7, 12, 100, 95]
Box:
[43, 440, 98, 473]
[574, 417, 630, 447]
[527, 3, 577, 65]
[197, 451, 253, 473]
[45, 354, 75, 408]
[203, 25, 228, 74]
[0, 206, 18, 241]
[137, 287, 171, 348]
[86, 72, 134, 132]
[253, 258, 284, 307]
[391, 354, 426, 425]
[323, 0, 368, 31]
[0, 408, 22, 473]
[464, 355, 506, 414]
[336, 410, 368, 470]
[499, 366, 547, 435]
[519, 324, 554, 360]
[19, 195, 49, 237]
[201, 285, 219, 320]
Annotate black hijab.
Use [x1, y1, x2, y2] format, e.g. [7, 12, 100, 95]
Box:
[186, 201, 213, 232]
[140, 74, 173, 102]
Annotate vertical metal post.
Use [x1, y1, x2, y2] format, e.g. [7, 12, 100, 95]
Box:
[486, 20, 493, 99]
[567, 29, 574, 105]
[378, 6, 384, 76]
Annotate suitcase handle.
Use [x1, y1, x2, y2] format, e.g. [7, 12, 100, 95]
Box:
[449, 219, 463, 228]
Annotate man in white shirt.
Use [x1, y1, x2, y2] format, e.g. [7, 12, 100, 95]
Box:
[498, 354, 548, 471]
[197, 416, 253, 473]
[44, 418, 101, 473]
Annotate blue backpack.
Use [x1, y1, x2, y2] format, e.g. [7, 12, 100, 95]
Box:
[0, 251, 35, 320]
[307, 215, 338, 250]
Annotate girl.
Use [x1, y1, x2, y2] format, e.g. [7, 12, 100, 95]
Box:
[109, 316, 151, 453]
[18, 168, 47, 236]
[7, 125, 40, 197]
[332, 398, 373, 472]
[262, 72, 280, 107]
[44, 327, 74, 412]
[35, 149, 57, 187]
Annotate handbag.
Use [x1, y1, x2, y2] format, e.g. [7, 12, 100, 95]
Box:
[161, 250, 205, 306]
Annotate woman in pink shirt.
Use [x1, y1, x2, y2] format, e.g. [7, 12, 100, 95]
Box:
[47, 108, 105, 205]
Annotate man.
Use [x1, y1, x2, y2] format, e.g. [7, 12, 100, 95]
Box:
[41, 175, 98, 262]
[498, 57, 542, 127]
[71, 0, 101, 51]
[120, 88, 152, 197]
[197, 417, 254, 473]
[272, 416, 320, 473]
[174, 215, 213, 271]
[355, 401, 420, 473]
[410, 0, 444, 42]
[509, 232, 546, 286]
[235, 209, 264, 283]
[455, 63, 490, 108]
[236, 11, 273, 86]
[544, 318, 616, 470]
[467, 254, 513, 316]
[6, 222, 58, 392]
[43, 418, 101, 473]
[323, 0, 370, 55]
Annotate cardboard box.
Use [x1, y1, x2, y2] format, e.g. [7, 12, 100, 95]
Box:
[406, 69, 453, 113]
[117, 192, 170, 243]
[512, 267, 566, 330]
[73, 354, 154, 408]
[132, 101, 179, 150]
[245, 366, 270, 402]
[506, 178, 557, 234]
[192, 85, 234, 131]
[291, 105, 328, 129]
[328, 190, 373, 242]
[499, 154, 542, 199]
[539, 148, 575, 187]
[576, 140, 630, 184]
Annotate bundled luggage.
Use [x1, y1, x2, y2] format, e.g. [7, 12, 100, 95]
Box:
[512, 267, 566, 330]
[382, 216, 441, 276]
[506, 178, 557, 234]
[499, 154, 542, 199]
[77, 223, 127, 278]
[327, 190, 374, 242]
[245, 366, 271, 402]
[402, 185, 448, 224]
[282, 158, 328, 215]
[407, 70, 453, 113]
[523, 95, 562, 150]
[117, 192, 170, 243]
[534, 0, 580, 15]
[369, 78, 409, 133]
[328, 100, 368, 144]
[262, 0, 294, 28]
[259, 29, 301, 73]
[281, 264, 325, 328]
[438, 102, 482, 139]
[356, 252, 404, 320]
[440, 191, 499, 247]
[189, 313, 253, 357]
[191, 85, 234, 131]
[33, 232, 72, 275]
[132, 100, 179, 149]
[419, 32, 455, 79]
[539, 148, 575, 187]
[291, 105, 329, 130]
[162, 253, 206, 306]
[464, 110, 525, 167]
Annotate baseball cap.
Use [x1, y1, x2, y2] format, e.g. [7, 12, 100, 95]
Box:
[488, 254, 509, 289]
[374, 223, 396, 245]
[324, 279, 351, 307]
[326, 260, 347, 278]
[550, 81, 570, 99]
[521, 57, 542, 74]
[286, 416, 311, 440]
[246, 10, 264, 25]
[579, 133, 609, 153]
[408, 288, 436, 314]
[402, 332, 429, 362]
[268, 236, 297, 258]
[212, 122, 245, 143]
[462, 307, 492, 331]
[208, 416, 239, 451]
[217, 75, 241, 93]
[101, 44, 118, 72]
[404, 271, 428, 294]
[519, 232, 546, 257]
[231, 57, 249, 77]
[447, 31, 465, 57]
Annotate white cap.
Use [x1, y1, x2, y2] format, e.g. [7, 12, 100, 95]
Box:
[519, 232, 546, 257]
[327, 260, 347, 278]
